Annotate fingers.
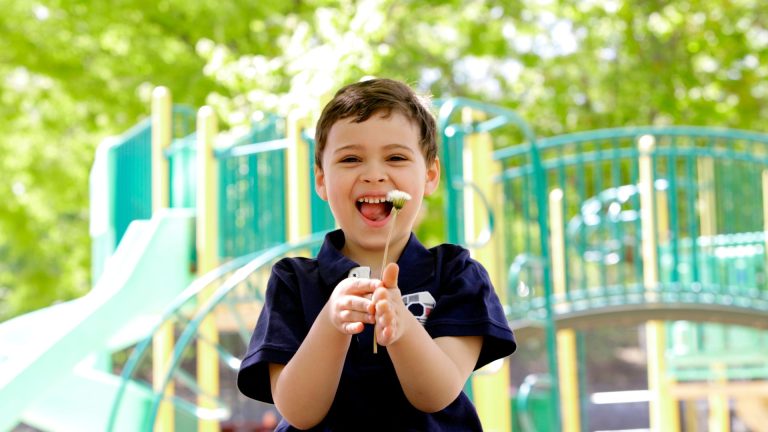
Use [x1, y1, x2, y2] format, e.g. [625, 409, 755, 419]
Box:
[339, 309, 374, 325]
[329, 277, 379, 335]
[372, 288, 402, 345]
[344, 277, 379, 295]
[374, 307, 398, 345]
[381, 263, 399, 289]
[343, 322, 364, 334]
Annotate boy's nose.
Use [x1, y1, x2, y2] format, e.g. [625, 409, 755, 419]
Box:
[361, 169, 387, 183]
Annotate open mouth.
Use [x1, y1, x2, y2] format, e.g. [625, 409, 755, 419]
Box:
[356, 197, 394, 222]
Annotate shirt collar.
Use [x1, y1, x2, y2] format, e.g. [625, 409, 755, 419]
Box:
[317, 229, 435, 291]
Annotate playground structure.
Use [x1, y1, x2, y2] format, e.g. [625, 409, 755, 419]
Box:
[0, 87, 766, 431]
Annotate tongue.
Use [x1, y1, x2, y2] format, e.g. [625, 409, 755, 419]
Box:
[360, 202, 390, 221]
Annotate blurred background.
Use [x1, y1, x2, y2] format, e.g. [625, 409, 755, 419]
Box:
[2, 0, 766, 322]
[1, 1, 767, 431]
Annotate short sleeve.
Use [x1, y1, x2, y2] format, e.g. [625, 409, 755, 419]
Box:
[237, 259, 307, 403]
[425, 247, 516, 369]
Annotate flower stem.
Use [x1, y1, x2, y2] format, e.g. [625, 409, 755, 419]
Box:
[375, 209, 398, 354]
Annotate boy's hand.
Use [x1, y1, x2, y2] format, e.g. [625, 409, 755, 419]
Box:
[372, 263, 409, 346]
[327, 277, 377, 335]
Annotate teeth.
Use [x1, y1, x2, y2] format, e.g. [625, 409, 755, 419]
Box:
[357, 197, 385, 203]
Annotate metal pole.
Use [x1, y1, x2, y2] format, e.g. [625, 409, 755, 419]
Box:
[196, 106, 220, 432]
[151, 86, 174, 432]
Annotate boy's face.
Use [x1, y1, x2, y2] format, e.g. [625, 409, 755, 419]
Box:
[315, 111, 440, 256]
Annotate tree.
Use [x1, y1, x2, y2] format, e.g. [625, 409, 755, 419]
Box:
[1, 0, 767, 320]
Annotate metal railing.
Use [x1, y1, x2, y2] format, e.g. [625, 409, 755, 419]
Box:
[108, 232, 327, 430]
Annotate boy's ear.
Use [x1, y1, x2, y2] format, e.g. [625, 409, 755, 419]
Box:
[314, 165, 328, 200]
[424, 157, 441, 196]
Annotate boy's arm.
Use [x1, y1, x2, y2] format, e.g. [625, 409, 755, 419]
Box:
[269, 277, 378, 429]
[385, 314, 482, 412]
[374, 264, 483, 413]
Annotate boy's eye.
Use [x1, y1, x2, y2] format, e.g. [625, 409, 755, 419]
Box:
[388, 154, 408, 162]
[340, 156, 361, 163]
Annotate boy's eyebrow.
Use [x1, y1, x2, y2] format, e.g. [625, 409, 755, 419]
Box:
[333, 143, 415, 154]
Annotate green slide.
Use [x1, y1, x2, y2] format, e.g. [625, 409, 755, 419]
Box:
[0, 209, 196, 431]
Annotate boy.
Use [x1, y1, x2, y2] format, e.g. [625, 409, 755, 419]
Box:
[237, 78, 516, 431]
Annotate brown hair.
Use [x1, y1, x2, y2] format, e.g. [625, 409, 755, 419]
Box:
[314, 78, 437, 168]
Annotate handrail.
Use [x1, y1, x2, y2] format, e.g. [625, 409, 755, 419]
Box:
[146, 232, 328, 427]
[215, 138, 290, 158]
[105, 234, 324, 431]
[448, 178, 495, 249]
[516, 373, 552, 432]
[436, 97, 538, 143]
[507, 253, 545, 302]
[436, 97, 538, 249]
[534, 125, 768, 148]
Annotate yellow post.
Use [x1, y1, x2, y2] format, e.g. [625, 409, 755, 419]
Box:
[708, 362, 730, 432]
[152, 86, 172, 212]
[462, 109, 511, 432]
[656, 185, 670, 245]
[699, 159, 731, 430]
[638, 135, 679, 431]
[151, 86, 175, 432]
[286, 113, 311, 242]
[549, 188, 581, 432]
[196, 106, 220, 432]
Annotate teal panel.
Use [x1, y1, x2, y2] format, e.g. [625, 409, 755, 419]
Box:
[111, 118, 153, 246]
[304, 133, 335, 233]
[216, 117, 288, 258]
[107, 105, 196, 248]
[168, 133, 197, 209]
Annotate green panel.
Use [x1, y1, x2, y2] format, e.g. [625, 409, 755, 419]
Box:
[304, 133, 336, 233]
[107, 105, 196, 248]
[216, 116, 289, 259]
[168, 133, 197, 209]
[111, 118, 153, 246]
[441, 129, 467, 245]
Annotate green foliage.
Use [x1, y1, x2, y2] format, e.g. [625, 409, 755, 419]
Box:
[1, 0, 767, 320]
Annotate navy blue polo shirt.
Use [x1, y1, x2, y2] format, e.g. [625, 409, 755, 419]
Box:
[238, 230, 516, 431]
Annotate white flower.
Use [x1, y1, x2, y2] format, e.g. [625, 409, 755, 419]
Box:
[386, 190, 411, 210]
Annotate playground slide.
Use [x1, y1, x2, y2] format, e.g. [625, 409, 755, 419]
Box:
[0, 208, 196, 432]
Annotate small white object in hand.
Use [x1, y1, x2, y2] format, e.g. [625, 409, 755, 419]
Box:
[386, 190, 411, 210]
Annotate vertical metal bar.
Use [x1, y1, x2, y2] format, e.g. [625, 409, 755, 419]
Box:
[531, 139, 560, 431]
[151, 86, 175, 432]
[577, 141, 588, 294]
[639, 134, 679, 430]
[595, 140, 607, 297]
[196, 106, 220, 432]
[550, 188, 580, 432]
[556, 145, 571, 298]
[667, 135, 680, 286]
[611, 137, 625, 288]
[686, 154, 700, 284]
